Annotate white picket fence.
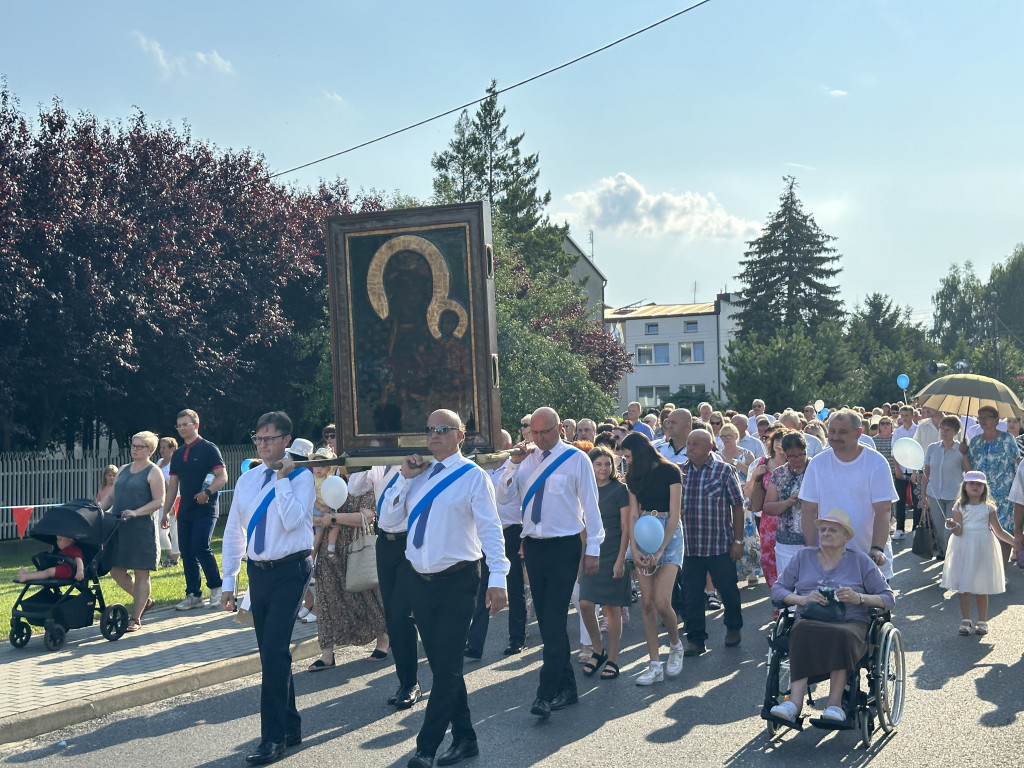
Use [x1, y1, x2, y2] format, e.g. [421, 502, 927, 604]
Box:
[0, 445, 254, 540]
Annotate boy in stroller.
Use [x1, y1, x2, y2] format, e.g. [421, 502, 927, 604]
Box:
[17, 535, 85, 583]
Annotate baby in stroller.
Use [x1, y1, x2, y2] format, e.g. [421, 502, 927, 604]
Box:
[17, 535, 85, 583]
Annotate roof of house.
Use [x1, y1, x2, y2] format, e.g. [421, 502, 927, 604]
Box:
[604, 302, 717, 320]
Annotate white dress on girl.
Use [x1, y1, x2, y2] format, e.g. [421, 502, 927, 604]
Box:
[940, 503, 1005, 594]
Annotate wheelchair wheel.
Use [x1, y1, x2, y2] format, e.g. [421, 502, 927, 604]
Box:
[101, 604, 129, 641]
[874, 623, 906, 732]
[859, 708, 873, 747]
[43, 621, 67, 652]
[763, 624, 791, 736]
[9, 618, 31, 648]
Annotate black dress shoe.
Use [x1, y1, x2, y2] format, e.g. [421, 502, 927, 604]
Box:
[436, 738, 479, 766]
[245, 740, 285, 765]
[548, 690, 579, 711]
[394, 683, 422, 709]
[683, 641, 707, 657]
[463, 646, 483, 660]
[530, 697, 551, 718]
[502, 643, 524, 655]
[408, 751, 434, 768]
[284, 733, 301, 747]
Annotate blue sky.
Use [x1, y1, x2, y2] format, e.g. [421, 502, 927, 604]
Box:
[3, 1, 1022, 323]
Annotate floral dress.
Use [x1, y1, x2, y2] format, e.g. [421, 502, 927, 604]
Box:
[726, 448, 761, 581]
[968, 431, 1021, 532]
[755, 457, 779, 587]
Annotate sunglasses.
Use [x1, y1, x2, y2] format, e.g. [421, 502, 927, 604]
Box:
[424, 425, 458, 436]
[709, 420, 722, 426]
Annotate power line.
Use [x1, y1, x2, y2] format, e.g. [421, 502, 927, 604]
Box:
[266, 0, 715, 182]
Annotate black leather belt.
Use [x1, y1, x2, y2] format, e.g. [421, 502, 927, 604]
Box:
[413, 560, 473, 582]
[249, 550, 310, 569]
[379, 531, 408, 542]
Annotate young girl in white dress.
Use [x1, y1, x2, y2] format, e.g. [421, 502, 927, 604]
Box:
[940, 470, 1015, 636]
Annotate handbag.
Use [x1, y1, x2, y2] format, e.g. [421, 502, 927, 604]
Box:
[345, 517, 379, 593]
[912, 515, 935, 559]
[801, 590, 847, 622]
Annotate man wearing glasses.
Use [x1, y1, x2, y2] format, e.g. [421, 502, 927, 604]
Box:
[380, 409, 509, 768]
[164, 409, 228, 610]
[499, 407, 604, 719]
[220, 411, 314, 765]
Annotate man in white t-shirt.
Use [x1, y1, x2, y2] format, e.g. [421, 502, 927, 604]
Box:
[799, 409, 898, 579]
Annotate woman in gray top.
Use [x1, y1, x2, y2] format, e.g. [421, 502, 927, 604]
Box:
[922, 415, 964, 558]
[101, 430, 165, 632]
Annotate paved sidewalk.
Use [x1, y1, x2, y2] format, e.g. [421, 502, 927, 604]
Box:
[0, 601, 319, 744]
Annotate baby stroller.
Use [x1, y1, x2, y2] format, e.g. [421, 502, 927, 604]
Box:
[9, 499, 128, 651]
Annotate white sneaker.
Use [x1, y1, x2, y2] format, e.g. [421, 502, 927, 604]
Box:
[208, 587, 222, 607]
[770, 700, 799, 721]
[635, 662, 665, 686]
[302, 612, 317, 624]
[175, 595, 203, 611]
[666, 646, 684, 678]
[892, 530, 905, 540]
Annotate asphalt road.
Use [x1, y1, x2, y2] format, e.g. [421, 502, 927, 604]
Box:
[2, 544, 1023, 768]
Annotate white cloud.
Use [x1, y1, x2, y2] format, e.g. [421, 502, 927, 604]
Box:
[134, 32, 184, 78]
[558, 173, 761, 241]
[786, 162, 816, 171]
[195, 50, 234, 74]
[826, 88, 848, 97]
[323, 90, 345, 104]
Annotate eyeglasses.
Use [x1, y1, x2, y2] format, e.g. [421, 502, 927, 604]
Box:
[424, 425, 458, 436]
[533, 424, 559, 438]
[175, 422, 196, 430]
[130, 443, 149, 450]
[251, 433, 286, 446]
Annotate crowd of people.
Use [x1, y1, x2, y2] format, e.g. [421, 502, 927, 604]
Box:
[68, 396, 1023, 766]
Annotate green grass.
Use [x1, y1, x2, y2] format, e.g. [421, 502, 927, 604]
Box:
[0, 517, 248, 624]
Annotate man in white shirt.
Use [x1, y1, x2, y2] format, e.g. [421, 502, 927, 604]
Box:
[731, 414, 766, 460]
[349, 463, 421, 710]
[658, 408, 691, 465]
[380, 410, 509, 768]
[220, 411, 314, 766]
[891, 405, 919, 538]
[498, 407, 604, 719]
[466, 430, 526, 658]
[748, 399, 776, 435]
[799, 409, 898, 579]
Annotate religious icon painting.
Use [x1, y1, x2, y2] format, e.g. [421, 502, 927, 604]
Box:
[326, 202, 502, 456]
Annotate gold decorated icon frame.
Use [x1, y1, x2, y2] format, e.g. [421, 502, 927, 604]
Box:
[326, 202, 501, 456]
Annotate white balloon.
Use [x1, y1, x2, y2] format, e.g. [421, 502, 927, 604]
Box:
[892, 437, 925, 471]
[813, 399, 825, 412]
[320, 475, 349, 509]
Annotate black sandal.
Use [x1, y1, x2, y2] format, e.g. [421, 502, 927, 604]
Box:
[582, 649, 608, 677]
[600, 661, 620, 679]
[369, 649, 389, 660]
[307, 658, 335, 671]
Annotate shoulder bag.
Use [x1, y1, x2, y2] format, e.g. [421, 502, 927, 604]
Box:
[345, 517, 379, 593]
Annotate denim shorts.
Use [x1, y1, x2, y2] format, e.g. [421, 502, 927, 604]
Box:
[626, 513, 684, 568]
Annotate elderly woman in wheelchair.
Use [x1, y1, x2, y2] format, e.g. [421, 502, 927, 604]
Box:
[766, 509, 895, 728]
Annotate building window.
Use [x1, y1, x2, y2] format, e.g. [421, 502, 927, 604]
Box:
[684, 320, 698, 333]
[679, 341, 705, 364]
[637, 385, 670, 407]
[677, 384, 706, 394]
[636, 343, 669, 365]
[645, 322, 659, 335]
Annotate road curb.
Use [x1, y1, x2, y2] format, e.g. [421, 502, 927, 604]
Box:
[0, 636, 320, 745]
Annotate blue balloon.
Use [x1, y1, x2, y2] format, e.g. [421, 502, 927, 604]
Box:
[633, 516, 664, 555]
[818, 408, 830, 420]
[896, 373, 910, 390]
[241, 458, 253, 473]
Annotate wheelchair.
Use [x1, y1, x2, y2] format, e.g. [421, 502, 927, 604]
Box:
[760, 606, 906, 747]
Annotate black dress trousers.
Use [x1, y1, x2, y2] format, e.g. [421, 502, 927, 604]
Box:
[247, 556, 311, 744]
[522, 534, 581, 701]
[375, 533, 419, 689]
[466, 523, 526, 653]
[408, 561, 481, 757]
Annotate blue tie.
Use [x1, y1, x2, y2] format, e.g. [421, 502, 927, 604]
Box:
[254, 467, 274, 554]
[412, 461, 445, 549]
[531, 450, 552, 523]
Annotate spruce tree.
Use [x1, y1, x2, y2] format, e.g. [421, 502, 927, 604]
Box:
[734, 176, 844, 339]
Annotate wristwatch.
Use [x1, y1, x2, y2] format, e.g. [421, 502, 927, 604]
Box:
[331, 515, 337, 524]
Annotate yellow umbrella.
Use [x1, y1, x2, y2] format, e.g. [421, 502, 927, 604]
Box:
[913, 374, 1024, 419]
